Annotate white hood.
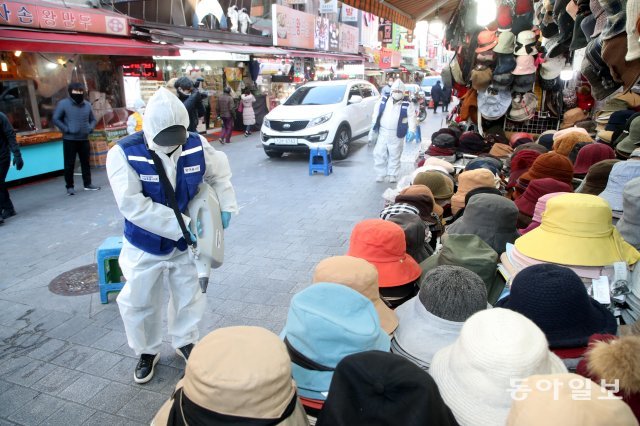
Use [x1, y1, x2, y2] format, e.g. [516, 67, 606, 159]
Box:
[142, 87, 189, 150]
[133, 98, 146, 112]
[391, 79, 406, 92]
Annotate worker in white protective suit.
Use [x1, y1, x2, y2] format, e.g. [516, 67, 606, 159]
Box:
[238, 7, 253, 34]
[371, 79, 416, 183]
[227, 5, 239, 33]
[106, 87, 237, 384]
[126, 99, 145, 135]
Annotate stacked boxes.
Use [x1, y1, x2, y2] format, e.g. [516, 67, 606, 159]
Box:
[89, 126, 127, 168]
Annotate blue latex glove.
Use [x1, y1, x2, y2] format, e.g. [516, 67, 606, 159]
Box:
[188, 229, 197, 245]
[406, 131, 416, 142]
[196, 218, 203, 236]
[221, 212, 231, 229]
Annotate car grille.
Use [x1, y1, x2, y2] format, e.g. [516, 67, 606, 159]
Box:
[269, 120, 309, 132]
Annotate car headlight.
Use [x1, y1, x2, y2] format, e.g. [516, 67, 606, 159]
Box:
[263, 119, 271, 129]
[307, 113, 332, 128]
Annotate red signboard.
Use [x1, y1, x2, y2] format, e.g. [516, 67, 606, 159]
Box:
[0, 1, 129, 36]
[122, 61, 157, 78]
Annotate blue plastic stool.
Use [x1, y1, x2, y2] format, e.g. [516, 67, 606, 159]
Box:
[96, 236, 125, 304]
[309, 147, 332, 176]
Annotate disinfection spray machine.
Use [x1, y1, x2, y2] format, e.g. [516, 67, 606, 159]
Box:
[188, 182, 225, 293]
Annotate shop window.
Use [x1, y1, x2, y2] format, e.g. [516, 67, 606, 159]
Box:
[0, 80, 38, 133]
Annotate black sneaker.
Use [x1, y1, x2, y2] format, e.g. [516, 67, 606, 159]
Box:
[84, 185, 101, 191]
[176, 343, 194, 362]
[1, 209, 16, 219]
[134, 353, 159, 384]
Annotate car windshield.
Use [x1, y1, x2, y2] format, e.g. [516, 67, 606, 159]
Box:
[284, 85, 346, 106]
[406, 85, 420, 93]
[421, 77, 441, 87]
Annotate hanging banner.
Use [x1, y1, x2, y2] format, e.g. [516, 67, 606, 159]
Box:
[339, 23, 358, 53]
[272, 4, 315, 49]
[379, 19, 392, 44]
[342, 5, 358, 22]
[319, 0, 338, 14]
[314, 16, 329, 51]
[329, 20, 339, 51]
[361, 13, 379, 48]
[0, 0, 129, 35]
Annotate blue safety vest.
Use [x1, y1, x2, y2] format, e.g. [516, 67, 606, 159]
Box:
[117, 131, 206, 255]
[373, 96, 410, 138]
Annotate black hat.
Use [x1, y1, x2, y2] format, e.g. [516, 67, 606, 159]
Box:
[539, 75, 561, 91]
[513, 73, 536, 92]
[387, 214, 430, 264]
[580, 14, 596, 38]
[459, 132, 491, 154]
[512, 11, 534, 35]
[464, 186, 502, 205]
[492, 72, 515, 90]
[431, 129, 458, 149]
[153, 125, 188, 147]
[494, 53, 517, 74]
[570, 13, 589, 51]
[497, 264, 618, 348]
[174, 76, 194, 91]
[315, 351, 458, 426]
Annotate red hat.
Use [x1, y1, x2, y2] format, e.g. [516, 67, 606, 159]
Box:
[519, 151, 575, 186]
[515, 0, 533, 15]
[573, 143, 616, 175]
[509, 132, 534, 147]
[497, 5, 513, 31]
[514, 177, 573, 217]
[508, 149, 542, 188]
[347, 219, 422, 288]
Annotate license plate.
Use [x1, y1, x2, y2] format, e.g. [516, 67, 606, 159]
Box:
[272, 138, 299, 145]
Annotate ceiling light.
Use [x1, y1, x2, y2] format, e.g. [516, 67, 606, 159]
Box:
[14, 51, 22, 57]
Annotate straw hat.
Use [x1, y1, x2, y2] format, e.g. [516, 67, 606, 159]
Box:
[312, 256, 398, 335]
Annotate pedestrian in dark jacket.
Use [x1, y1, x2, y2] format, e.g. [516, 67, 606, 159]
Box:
[0, 112, 23, 224]
[431, 81, 443, 113]
[174, 77, 206, 133]
[441, 84, 452, 112]
[52, 82, 99, 195]
[217, 87, 235, 144]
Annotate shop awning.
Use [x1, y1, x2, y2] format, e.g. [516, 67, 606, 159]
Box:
[0, 28, 179, 56]
[340, 0, 461, 30]
[282, 50, 364, 62]
[180, 41, 287, 56]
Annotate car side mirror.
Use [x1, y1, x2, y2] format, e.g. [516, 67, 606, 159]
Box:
[349, 95, 363, 104]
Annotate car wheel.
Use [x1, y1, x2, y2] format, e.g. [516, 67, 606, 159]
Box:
[332, 125, 350, 160]
[264, 149, 283, 158]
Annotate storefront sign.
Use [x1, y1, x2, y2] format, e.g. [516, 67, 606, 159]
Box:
[0, 1, 129, 36]
[272, 4, 314, 49]
[391, 50, 402, 68]
[361, 13, 379, 48]
[122, 61, 157, 78]
[342, 5, 358, 22]
[315, 16, 329, 51]
[379, 19, 392, 44]
[285, 0, 307, 5]
[319, 0, 338, 14]
[418, 57, 426, 69]
[339, 23, 358, 54]
[379, 48, 392, 69]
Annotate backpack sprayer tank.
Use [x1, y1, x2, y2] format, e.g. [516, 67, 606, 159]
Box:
[187, 182, 224, 293]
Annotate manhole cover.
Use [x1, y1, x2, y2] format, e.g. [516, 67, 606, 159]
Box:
[49, 264, 99, 296]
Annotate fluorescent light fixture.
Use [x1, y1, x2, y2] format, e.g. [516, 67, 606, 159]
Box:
[46, 62, 58, 69]
[0, 62, 7, 72]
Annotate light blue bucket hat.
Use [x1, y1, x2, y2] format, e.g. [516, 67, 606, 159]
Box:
[599, 161, 640, 211]
[281, 283, 390, 400]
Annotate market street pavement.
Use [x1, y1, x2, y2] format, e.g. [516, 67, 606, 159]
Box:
[0, 112, 446, 425]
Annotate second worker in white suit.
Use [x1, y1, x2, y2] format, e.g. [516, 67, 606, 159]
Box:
[106, 87, 237, 384]
[371, 79, 416, 183]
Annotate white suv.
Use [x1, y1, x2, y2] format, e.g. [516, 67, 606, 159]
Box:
[261, 80, 380, 159]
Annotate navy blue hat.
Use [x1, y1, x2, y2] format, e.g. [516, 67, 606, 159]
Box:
[496, 264, 617, 348]
[605, 110, 636, 131]
[494, 53, 517, 74]
[465, 157, 502, 175]
[538, 133, 555, 150]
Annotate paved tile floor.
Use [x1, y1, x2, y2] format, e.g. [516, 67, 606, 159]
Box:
[0, 113, 445, 425]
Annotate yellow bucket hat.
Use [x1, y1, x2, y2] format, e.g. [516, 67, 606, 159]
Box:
[515, 193, 640, 267]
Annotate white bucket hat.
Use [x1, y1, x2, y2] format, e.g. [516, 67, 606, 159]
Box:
[430, 308, 567, 426]
[514, 30, 538, 55]
[539, 55, 565, 80]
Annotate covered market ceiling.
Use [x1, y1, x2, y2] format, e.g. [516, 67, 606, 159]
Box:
[341, 0, 461, 30]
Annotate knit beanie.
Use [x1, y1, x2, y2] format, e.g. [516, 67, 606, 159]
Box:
[419, 265, 488, 322]
[413, 171, 455, 200]
[552, 130, 594, 156]
[537, 132, 556, 150]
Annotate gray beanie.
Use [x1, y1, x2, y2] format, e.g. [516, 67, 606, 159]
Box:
[419, 265, 487, 322]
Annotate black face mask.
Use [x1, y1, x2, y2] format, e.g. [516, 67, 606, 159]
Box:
[71, 93, 84, 104]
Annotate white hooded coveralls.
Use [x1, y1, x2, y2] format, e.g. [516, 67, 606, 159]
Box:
[106, 88, 238, 356]
[372, 80, 416, 179]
